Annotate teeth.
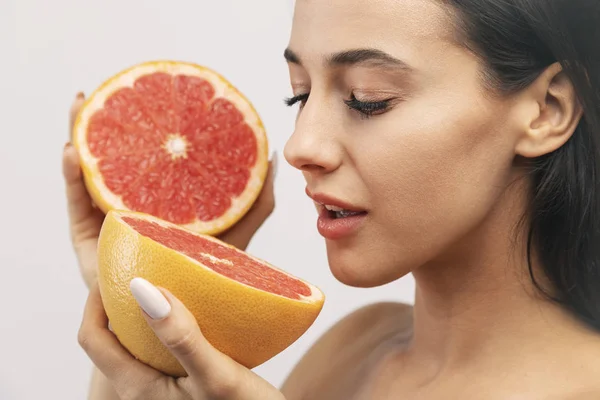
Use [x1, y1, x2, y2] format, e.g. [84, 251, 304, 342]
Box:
[324, 204, 345, 212]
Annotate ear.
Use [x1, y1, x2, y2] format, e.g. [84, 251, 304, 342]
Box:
[515, 62, 583, 158]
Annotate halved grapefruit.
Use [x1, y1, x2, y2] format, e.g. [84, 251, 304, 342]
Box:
[97, 210, 325, 377]
[73, 60, 269, 235]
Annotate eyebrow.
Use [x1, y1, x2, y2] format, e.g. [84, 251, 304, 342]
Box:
[284, 47, 411, 70]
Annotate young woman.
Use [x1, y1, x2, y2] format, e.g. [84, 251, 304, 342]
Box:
[64, 0, 600, 398]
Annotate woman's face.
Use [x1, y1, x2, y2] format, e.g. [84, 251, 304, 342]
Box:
[284, 0, 524, 287]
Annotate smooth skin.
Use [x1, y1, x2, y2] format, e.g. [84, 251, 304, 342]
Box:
[65, 0, 600, 399]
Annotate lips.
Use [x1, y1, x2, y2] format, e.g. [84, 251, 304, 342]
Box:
[306, 188, 367, 215]
[318, 203, 367, 219]
[305, 187, 368, 239]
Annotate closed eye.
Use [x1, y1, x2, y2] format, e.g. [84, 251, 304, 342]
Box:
[344, 95, 391, 118]
[284, 92, 393, 119]
[284, 93, 309, 107]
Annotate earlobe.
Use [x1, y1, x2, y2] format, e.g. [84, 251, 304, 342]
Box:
[515, 62, 583, 158]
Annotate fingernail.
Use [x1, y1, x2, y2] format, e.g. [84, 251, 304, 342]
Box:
[271, 151, 278, 177]
[64, 142, 72, 150]
[130, 278, 171, 320]
[76, 92, 84, 99]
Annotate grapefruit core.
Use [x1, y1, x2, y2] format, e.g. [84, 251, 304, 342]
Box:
[98, 210, 325, 377]
[73, 60, 269, 236]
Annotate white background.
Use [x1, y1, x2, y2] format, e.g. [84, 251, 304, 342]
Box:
[1, 1, 415, 398]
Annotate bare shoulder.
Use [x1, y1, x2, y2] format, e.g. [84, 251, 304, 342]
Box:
[571, 339, 600, 398]
[280, 302, 413, 399]
[558, 328, 600, 398]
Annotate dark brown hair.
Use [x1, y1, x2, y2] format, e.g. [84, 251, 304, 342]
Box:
[449, 0, 600, 330]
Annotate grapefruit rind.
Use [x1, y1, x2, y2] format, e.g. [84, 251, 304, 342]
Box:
[97, 210, 325, 377]
[117, 209, 324, 303]
[73, 60, 269, 236]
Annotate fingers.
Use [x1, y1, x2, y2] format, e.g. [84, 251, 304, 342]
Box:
[240, 151, 278, 222]
[218, 152, 278, 250]
[130, 278, 241, 398]
[63, 144, 92, 219]
[69, 92, 85, 138]
[64, 92, 85, 188]
[78, 284, 161, 393]
[257, 151, 277, 214]
[63, 144, 100, 227]
[63, 93, 104, 235]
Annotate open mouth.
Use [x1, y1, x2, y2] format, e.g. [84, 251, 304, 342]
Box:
[319, 204, 368, 219]
[311, 197, 369, 239]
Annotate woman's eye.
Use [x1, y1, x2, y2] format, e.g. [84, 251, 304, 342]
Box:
[284, 93, 392, 119]
[344, 95, 391, 118]
[284, 93, 309, 107]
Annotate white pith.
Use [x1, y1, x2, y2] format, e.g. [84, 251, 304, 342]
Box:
[199, 252, 234, 267]
[164, 134, 188, 159]
[115, 211, 325, 303]
[75, 61, 269, 235]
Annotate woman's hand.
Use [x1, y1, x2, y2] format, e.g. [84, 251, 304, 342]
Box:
[78, 280, 286, 400]
[65, 91, 281, 398]
[63, 93, 277, 289]
[63, 93, 105, 288]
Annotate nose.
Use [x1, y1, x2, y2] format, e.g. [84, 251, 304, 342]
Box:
[283, 96, 343, 174]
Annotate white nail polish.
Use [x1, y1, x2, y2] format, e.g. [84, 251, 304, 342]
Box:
[130, 278, 171, 320]
[271, 151, 278, 177]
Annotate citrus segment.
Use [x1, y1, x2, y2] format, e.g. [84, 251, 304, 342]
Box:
[104, 87, 164, 139]
[156, 164, 197, 224]
[174, 74, 215, 135]
[74, 61, 269, 235]
[134, 72, 178, 133]
[97, 210, 325, 377]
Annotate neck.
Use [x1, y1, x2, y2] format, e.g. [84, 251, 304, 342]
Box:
[406, 183, 586, 373]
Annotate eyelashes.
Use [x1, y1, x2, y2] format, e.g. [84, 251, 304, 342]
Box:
[284, 93, 309, 107]
[344, 96, 390, 118]
[284, 93, 392, 118]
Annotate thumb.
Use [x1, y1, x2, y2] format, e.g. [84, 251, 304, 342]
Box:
[129, 278, 240, 395]
[218, 152, 277, 250]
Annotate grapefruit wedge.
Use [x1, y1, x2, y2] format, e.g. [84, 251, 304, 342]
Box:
[73, 60, 269, 235]
[97, 210, 325, 377]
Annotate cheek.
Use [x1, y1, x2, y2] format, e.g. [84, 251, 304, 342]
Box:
[356, 98, 516, 257]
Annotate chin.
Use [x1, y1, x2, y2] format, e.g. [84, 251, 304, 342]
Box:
[325, 243, 410, 288]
